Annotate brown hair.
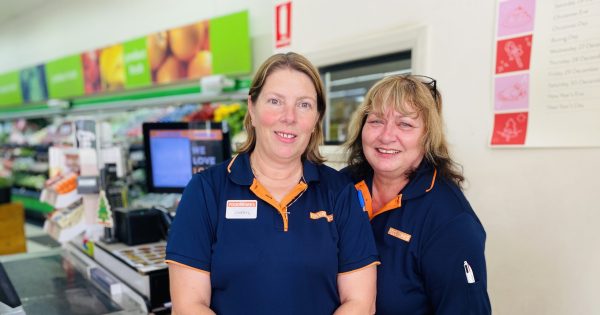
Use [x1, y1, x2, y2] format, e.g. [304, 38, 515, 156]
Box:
[344, 75, 464, 187]
[237, 52, 326, 163]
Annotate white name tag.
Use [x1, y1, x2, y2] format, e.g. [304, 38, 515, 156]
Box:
[225, 200, 258, 219]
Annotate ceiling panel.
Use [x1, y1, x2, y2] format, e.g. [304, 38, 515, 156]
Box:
[0, 0, 49, 23]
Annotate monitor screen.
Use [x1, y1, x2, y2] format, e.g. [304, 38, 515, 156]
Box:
[142, 121, 231, 193]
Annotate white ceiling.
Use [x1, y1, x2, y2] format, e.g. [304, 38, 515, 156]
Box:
[0, 0, 48, 23]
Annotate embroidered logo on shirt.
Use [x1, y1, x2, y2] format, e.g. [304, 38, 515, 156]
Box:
[309, 210, 333, 222]
[388, 227, 411, 242]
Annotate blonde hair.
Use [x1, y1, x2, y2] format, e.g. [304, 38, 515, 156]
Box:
[344, 75, 464, 186]
[237, 52, 326, 163]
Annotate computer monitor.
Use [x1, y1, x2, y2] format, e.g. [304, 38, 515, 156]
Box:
[142, 121, 231, 193]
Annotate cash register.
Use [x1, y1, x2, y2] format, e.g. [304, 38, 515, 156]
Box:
[72, 121, 232, 312]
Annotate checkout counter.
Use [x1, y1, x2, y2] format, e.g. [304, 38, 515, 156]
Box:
[1, 250, 141, 315]
[0, 120, 231, 314]
[0, 207, 172, 314]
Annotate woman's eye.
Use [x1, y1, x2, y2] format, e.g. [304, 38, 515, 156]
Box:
[368, 119, 384, 125]
[268, 98, 280, 105]
[397, 121, 416, 130]
[298, 102, 312, 109]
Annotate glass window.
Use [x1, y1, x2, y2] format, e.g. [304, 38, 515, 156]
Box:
[320, 51, 411, 144]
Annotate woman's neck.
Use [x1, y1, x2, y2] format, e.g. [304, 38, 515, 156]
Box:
[250, 152, 303, 202]
[371, 173, 408, 213]
[250, 152, 303, 181]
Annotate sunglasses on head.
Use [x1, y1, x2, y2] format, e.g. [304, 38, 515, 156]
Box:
[410, 75, 438, 103]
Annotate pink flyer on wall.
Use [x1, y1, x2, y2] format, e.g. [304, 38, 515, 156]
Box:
[497, 0, 536, 37]
[494, 74, 529, 111]
[491, 0, 600, 147]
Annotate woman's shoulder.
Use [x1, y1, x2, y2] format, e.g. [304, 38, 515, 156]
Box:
[312, 163, 354, 190]
[422, 176, 485, 233]
[338, 165, 353, 180]
[338, 164, 368, 184]
[429, 176, 471, 210]
[189, 156, 234, 185]
[317, 163, 347, 178]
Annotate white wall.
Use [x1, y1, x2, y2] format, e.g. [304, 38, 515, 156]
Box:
[2, 0, 600, 314]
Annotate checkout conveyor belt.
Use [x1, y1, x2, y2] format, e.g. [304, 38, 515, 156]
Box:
[0, 251, 145, 315]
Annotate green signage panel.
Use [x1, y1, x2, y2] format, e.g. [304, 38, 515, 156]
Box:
[210, 11, 252, 75]
[0, 71, 22, 107]
[124, 37, 152, 89]
[46, 54, 84, 99]
[0, 10, 252, 112]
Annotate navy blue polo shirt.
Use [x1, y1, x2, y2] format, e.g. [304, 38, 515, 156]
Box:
[166, 152, 379, 315]
[343, 160, 491, 315]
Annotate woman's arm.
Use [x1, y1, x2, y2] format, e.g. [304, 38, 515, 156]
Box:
[334, 264, 377, 315]
[169, 263, 215, 315]
[422, 213, 491, 315]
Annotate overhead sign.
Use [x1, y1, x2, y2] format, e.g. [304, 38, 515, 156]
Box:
[46, 54, 85, 99]
[0, 10, 252, 109]
[124, 37, 152, 89]
[0, 71, 22, 107]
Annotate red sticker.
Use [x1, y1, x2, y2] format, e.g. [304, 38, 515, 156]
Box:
[495, 35, 533, 74]
[491, 112, 528, 145]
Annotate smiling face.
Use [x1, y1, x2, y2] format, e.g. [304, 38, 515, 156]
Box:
[248, 68, 319, 163]
[361, 105, 425, 178]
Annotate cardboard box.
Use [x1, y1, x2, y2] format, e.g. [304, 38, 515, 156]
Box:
[0, 202, 26, 255]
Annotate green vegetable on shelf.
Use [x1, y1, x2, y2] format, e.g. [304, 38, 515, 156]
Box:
[0, 176, 12, 188]
[0, 176, 11, 204]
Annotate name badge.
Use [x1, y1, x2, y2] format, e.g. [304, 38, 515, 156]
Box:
[226, 200, 258, 219]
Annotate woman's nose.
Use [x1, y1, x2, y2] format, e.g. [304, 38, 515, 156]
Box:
[377, 122, 396, 143]
[280, 104, 296, 124]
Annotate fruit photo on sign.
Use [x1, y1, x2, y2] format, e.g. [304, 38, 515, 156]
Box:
[81, 50, 101, 94]
[148, 19, 212, 85]
[148, 31, 168, 73]
[99, 44, 125, 91]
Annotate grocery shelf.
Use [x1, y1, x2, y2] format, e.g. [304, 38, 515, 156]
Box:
[69, 88, 249, 115]
[0, 80, 250, 121]
[0, 103, 66, 120]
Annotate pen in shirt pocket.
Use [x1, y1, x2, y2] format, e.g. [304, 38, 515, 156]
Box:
[357, 190, 366, 212]
[464, 261, 475, 284]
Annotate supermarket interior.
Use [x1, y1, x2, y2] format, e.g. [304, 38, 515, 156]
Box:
[1, 0, 599, 314]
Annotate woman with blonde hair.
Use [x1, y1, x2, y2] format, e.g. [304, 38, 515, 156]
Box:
[167, 52, 379, 315]
[343, 75, 491, 314]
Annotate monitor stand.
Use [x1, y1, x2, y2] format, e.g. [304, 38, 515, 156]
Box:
[0, 263, 26, 315]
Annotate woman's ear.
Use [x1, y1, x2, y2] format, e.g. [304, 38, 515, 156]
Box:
[247, 95, 256, 127]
